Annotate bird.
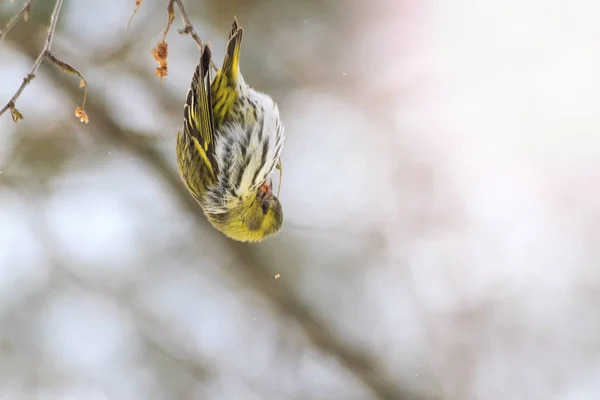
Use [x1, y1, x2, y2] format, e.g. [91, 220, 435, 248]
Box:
[176, 18, 285, 242]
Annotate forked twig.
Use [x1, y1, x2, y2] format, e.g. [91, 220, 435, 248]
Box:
[0, 0, 89, 123]
[172, 0, 203, 48]
[148, 0, 217, 79]
[171, 0, 217, 70]
[176, 0, 217, 71]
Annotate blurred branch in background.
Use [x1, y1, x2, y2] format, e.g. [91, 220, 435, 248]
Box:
[2, 0, 599, 398]
[0, 2, 437, 399]
[10, 20, 433, 400]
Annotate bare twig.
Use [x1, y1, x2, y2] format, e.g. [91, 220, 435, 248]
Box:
[0, 0, 35, 48]
[172, 0, 218, 71]
[0, 0, 88, 123]
[162, 0, 175, 40]
[152, 0, 216, 79]
[275, 159, 282, 198]
[172, 0, 203, 49]
[126, 0, 142, 31]
[0, 0, 62, 119]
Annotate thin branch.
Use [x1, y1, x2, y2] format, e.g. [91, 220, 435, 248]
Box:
[172, 0, 203, 49]
[172, 0, 217, 71]
[45, 51, 89, 122]
[149, 0, 220, 79]
[0, 0, 88, 123]
[0, 0, 62, 119]
[0, 0, 35, 48]
[126, 0, 142, 31]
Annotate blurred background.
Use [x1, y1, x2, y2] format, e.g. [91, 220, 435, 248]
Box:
[1, 0, 599, 399]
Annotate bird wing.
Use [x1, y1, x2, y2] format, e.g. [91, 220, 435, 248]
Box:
[211, 19, 244, 123]
[184, 46, 217, 178]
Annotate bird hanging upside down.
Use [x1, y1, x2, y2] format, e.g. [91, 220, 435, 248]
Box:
[176, 18, 285, 242]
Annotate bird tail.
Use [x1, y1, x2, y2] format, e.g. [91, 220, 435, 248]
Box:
[229, 17, 239, 41]
[222, 17, 243, 83]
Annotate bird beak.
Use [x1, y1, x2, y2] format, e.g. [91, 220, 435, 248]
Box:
[259, 181, 272, 197]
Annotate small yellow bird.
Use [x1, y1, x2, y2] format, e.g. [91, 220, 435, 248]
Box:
[176, 18, 285, 242]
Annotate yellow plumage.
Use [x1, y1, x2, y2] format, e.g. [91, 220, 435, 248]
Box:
[176, 18, 285, 243]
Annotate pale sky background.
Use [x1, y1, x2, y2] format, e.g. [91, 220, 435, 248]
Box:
[0, 0, 599, 399]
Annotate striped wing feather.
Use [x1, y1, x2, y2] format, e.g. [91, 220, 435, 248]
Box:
[184, 46, 217, 176]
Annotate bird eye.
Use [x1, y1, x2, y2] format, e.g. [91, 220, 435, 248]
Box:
[261, 200, 269, 215]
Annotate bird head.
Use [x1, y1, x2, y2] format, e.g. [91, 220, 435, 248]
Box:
[205, 180, 283, 242]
